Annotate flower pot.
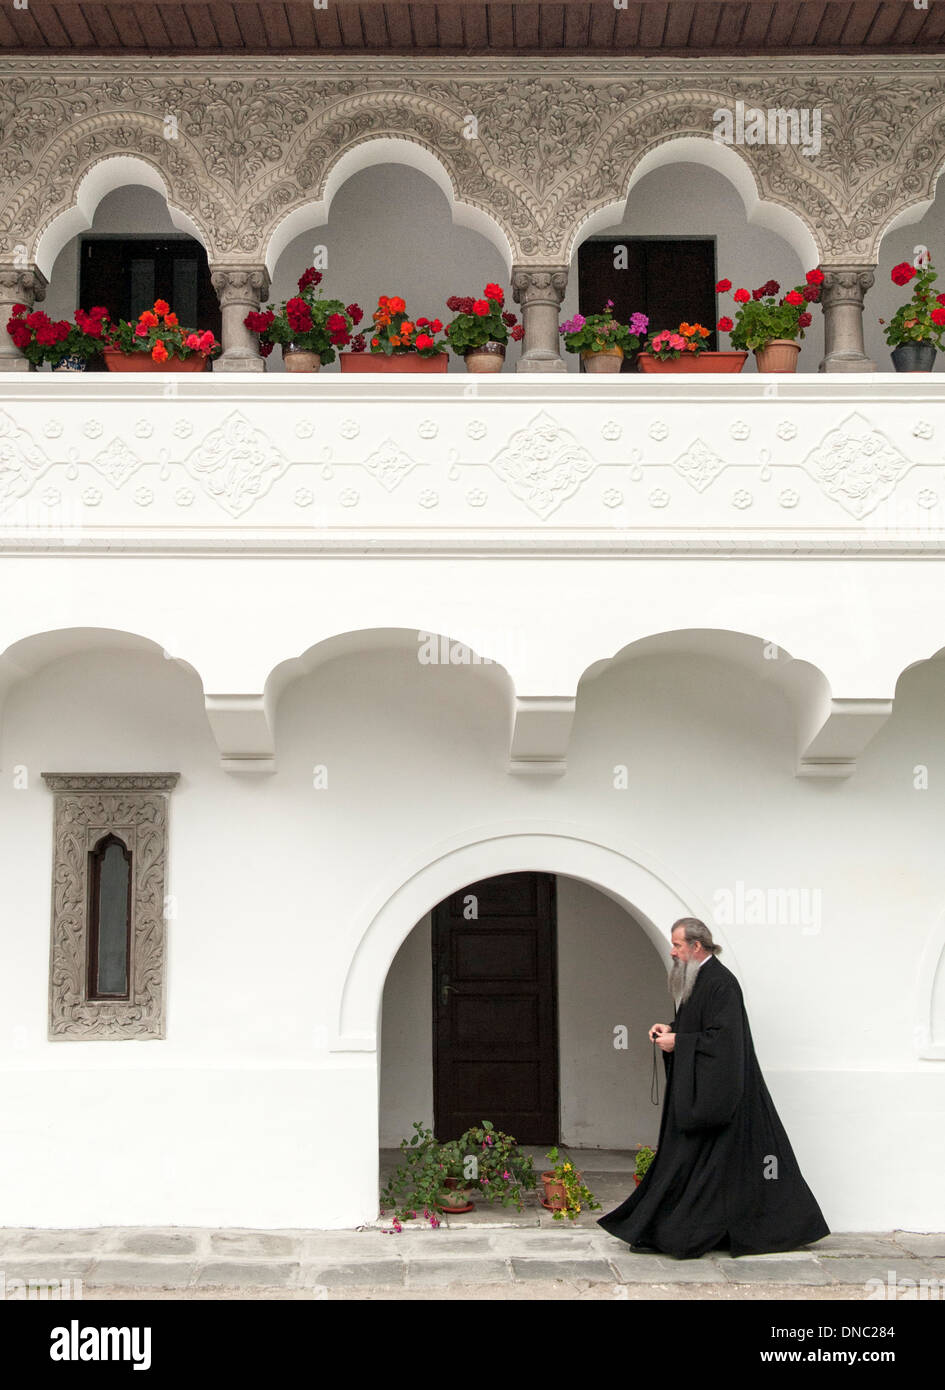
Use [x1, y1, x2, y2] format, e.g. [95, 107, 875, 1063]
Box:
[103, 348, 208, 373]
[581, 346, 624, 373]
[464, 342, 505, 373]
[754, 339, 800, 373]
[891, 342, 937, 373]
[282, 344, 321, 373]
[637, 350, 747, 374]
[436, 1186, 475, 1214]
[52, 355, 87, 373]
[540, 1173, 568, 1212]
[340, 351, 448, 374]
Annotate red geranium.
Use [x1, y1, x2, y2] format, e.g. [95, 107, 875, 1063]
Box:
[415, 333, 434, 350]
[784, 290, 805, 306]
[891, 262, 917, 287]
[715, 278, 732, 293]
[733, 288, 750, 304]
[931, 306, 945, 327]
[346, 303, 363, 324]
[484, 283, 504, 305]
[798, 312, 812, 329]
[717, 316, 734, 332]
[298, 267, 323, 292]
[472, 299, 490, 316]
[806, 269, 825, 285]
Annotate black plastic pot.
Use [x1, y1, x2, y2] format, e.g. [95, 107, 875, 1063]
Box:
[891, 342, 937, 372]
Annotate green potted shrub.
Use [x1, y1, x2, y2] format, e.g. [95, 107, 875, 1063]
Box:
[880, 258, 945, 372]
[715, 270, 823, 372]
[341, 294, 448, 373]
[540, 1146, 601, 1221]
[634, 1145, 656, 1186]
[380, 1119, 536, 1225]
[244, 267, 363, 372]
[559, 302, 648, 373]
[444, 284, 523, 373]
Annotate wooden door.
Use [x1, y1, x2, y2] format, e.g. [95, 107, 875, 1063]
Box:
[577, 238, 718, 369]
[432, 872, 559, 1144]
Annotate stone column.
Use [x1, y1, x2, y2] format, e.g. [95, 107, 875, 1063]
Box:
[512, 266, 568, 373]
[210, 265, 271, 373]
[0, 265, 48, 371]
[819, 265, 876, 373]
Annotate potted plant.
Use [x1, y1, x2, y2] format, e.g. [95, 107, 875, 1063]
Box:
[6, 305, 73, 369]
[102, 299, 220, 372]
[559, 301, 648, 373]
[459, 1120, 536, 1209]
[638, 320, 747, 373]
[380, 1121, 456, 1226]
[540, 1146, 601, 1221]
[341, 295, 448, 373]
[880, 259, 945, 372]
[380, 1119, 535, 1224]
[244, 267, 363, 372]
[716, 271, 822, 372]
[634, 1145, 656, 1186]
[444, 283, 523, 372]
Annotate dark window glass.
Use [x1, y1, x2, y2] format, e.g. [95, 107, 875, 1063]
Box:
[87, 835, 132, 999]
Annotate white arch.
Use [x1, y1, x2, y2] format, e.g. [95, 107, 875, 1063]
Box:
[915, 912, 945, 1060]
[570, 135, 820, 269]
[34, 155, 208, 279]
[333, 822, 736, 1050]
[263, 137, 514, 277]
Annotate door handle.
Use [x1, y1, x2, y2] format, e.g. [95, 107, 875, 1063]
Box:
[440, 975, 456, 1006]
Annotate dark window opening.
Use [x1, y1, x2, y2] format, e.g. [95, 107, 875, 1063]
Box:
[87, 834, 132, 1000]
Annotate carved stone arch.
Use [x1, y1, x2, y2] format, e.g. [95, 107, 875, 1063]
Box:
[539, 92, 834, 265]
[5, 120, 238, 272]
[244, 93, 535, 270]
[867, 104, 945, 263]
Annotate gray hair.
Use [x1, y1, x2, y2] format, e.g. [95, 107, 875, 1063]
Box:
[671, 917, 722, 955]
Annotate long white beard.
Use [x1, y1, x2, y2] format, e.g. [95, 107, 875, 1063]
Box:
[669, 958, 701, 1011]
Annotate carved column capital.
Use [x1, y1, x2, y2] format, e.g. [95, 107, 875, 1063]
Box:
[511, 264, 568, 374]
[818, 263, 876, 374]
[210, 263, 270, 373]
[0, 264, 48, 370]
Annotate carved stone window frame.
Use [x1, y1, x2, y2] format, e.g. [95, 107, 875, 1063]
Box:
[42, 774, 179, 1040]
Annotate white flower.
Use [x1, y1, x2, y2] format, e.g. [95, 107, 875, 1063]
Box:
[173, 419, 193, 439]
[913, 420, 934, 440]
[601, 421, 622, 441]
[648, 421, 669, 442]
[418, 420, 438, 439]
[134, 487, 153, 507]
[83, 420, 103, 439]
[82, 487, 102, 506]
[776, 421, 798, 441]
[730, 420, 750, 441]
[648, 488, 670, 508]
[295, 420, 315, 439]
[134, 419, 153, 439]
[778, 488, 799, 508]
[732, 489, 753, 509]
[339, 419, 360, 440]
[418, 489, 439, 508]
[917, 489, 939, 509]
[466, 488, 487, 507]
[602, 488, 623, 508]
[43, 420, 63, 439]
[175, 487, 194, 507]
[466, 420, 487, 440]
[41, 486, 61, 506]
[339, 488, 359, 507]
[294, 488, 314, 507]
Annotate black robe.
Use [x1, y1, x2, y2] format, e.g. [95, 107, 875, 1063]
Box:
[598, 954, 829, 1258]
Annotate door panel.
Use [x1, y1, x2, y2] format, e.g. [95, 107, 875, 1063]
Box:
[432, 871, 558, 1144]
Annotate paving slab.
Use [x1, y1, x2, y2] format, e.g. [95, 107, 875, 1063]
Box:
[84, 1261, 198, 1289]
[300, 1261, 405, 1288]
[716, 1257, 831, 1286]
[609, 1252, 728, 1283]
[492, 1233, 603, 1256]
[510, 1258, 616, 1283]
[893, 1232, 945, 1257]
[195, 1261, 298, 1288]
[0, 1229, 113, 1255]
[809, 1233, 900, 1258]
[407, 1259, 510, 1287]
[208, 1232, 300, 1258]
[110, 1231, 201, 1257]
[0, 1258, 94, 1281]
[301, 1233, 404, 1260]
[816, 1257, 945, 1287]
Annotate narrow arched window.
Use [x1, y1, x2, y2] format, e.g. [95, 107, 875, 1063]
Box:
[87, 834, 132, 1000]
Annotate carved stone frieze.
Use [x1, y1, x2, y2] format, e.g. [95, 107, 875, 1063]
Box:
[0, 57, 943, 268]
[42, 772, 179, 1040]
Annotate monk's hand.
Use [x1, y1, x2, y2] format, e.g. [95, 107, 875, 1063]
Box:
[655, 1032, 676, 1053]
[648, 1023, 670, 1042]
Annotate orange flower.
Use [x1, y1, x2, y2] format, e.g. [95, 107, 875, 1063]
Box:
[400, 321, 414, 337]
[153, 299, 170, 317]
[389, 335, 402, 347]
[695, 324, 710, 338]
[680, 322, 695, 336]
[378, 296, 390, 308]
[152, 339, 169, 363]
[164, 312, 179, 327]
[138, 310, 158, 327]
[374, 311, 391, 326]
[371, 337, 379, 347]
[388, 296, 406, 315]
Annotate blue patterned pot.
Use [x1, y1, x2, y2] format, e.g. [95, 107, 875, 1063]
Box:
[52, 355, 87, 373]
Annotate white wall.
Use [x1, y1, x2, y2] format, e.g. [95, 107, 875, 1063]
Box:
[378, 878, 667, 1151]
[2, 633, 944, 1229]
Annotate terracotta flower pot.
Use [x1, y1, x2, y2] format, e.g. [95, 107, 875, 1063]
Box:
[891, 342, 937, 372]
[636, 350, 747, 374]
[340, 352, 448, 374]
[103, 348, 208, 373]
[282, 344, 321, 373]
[541, 1172, 568, 1211]
[581, 346, 624, 373]
[754, 338, 801, 373]
[465, 342, 505, 373]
